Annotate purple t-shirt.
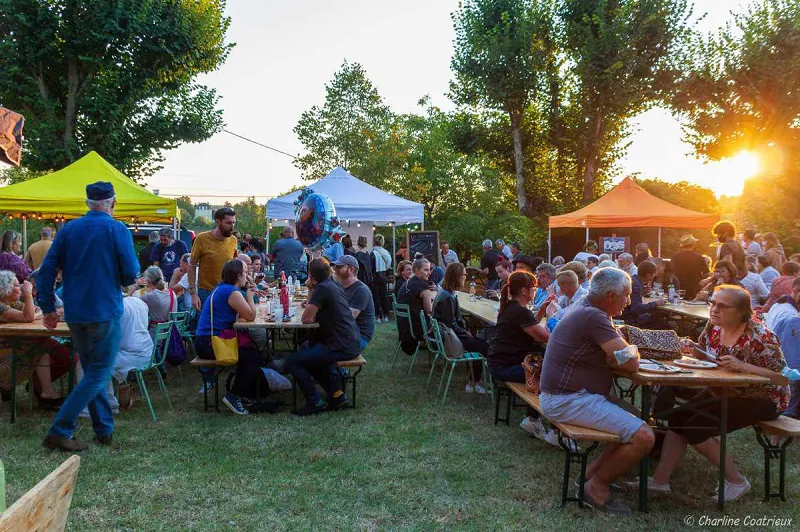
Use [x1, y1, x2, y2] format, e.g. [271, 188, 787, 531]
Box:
[540, 299, 622, 395]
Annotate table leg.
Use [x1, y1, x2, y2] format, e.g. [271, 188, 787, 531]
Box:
[718, 394, 728, 511]
[638, 384, 652, 512]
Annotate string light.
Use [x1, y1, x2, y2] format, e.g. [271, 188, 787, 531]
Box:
[357, 222, 361, 228]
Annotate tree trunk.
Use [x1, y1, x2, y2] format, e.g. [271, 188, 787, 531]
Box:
[582, 98, 605, 204]
[509, 110, 527, 215]
[64, 59, 80, 162]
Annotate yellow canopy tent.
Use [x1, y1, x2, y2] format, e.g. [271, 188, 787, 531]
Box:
[0, 151, 178, 223]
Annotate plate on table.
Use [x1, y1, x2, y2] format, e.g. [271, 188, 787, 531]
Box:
[682, 301, 708, 306]
[639, 361, 681, 374]
[673, 357, 718, 370]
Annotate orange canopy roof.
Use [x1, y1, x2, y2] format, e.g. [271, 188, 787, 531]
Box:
[548, 177, 719, 229]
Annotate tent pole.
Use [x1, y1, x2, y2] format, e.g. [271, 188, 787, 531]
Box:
[22, 217, 27, 257]
[266, 225, 271, 255]
[658, 227, 662, 258]
[585, 227, 589, 246]
[548, 227, 552, 262]
[392, 223, 396, 268]
[421, 220, 424, 231]
[172, 218, 178, 241]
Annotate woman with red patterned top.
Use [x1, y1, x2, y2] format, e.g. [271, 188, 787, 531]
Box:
[632, 285, 789, 503]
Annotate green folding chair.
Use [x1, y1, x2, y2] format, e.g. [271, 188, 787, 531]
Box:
[391, 302, 421, 374]
[1, 459, 5, 512]
[422, 311, 492, 406]
[132, 322, 173, 421]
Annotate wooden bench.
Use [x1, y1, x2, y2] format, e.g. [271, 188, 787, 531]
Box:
[505, 383, 620, 508]
[190, 357, 228, 412]
[754, 415, 800, 502]
[292, 355, 367, 409]
[0, 455, 80, 531]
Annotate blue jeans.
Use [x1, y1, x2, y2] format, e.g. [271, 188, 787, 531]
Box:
[286, 341, 358, 404]
[488, 363, 524, 383]
[48, 319, 122, 438]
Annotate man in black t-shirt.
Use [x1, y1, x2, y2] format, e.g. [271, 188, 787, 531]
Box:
[333, 255, 375, 349]
[480, 239, 501, 291]
[712, 220, 746, 278]
[670, 234, 709, 299]
[286, 258, 361, 416]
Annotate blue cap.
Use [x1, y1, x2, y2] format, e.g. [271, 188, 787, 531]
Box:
[86, 181, 115, 200]
[332, 255, 359, 270]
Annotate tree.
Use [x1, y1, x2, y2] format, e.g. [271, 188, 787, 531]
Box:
[175, 195, 196, 220]
[232, 197, 267, 238]
[450, 0, 555, 216]
[293, 60, 402, 187]
[674, 0, 800, 253]
[0, 0, 233, 179]
[559, 0, 692, 202]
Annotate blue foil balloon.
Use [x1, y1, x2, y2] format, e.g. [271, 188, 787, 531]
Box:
[294, 188, 343, 249]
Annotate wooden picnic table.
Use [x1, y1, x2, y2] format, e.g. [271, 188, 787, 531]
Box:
[455, 291, 498, 326]
[615, 364, 770, 512]
[644, 297, 710, 321]
[234, 301, 318, 357]
[0, 319, 74, 423]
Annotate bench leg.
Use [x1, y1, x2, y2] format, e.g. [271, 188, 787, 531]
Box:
[755, 428, 794, 502]
[557, 432, 598, 508]
[494, 385, 512, 426]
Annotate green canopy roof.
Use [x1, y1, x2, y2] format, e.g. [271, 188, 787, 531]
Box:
[0, 151, 178, 223]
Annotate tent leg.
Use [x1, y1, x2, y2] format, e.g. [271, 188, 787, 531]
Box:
[658, 227, 662, 258]
[392, 224, 396, 269]
[548, 228, 552, 263]
[421, 220, 424, 231]
[22, 217, 27, 257]
[266, 226, 271, 255]
[585, 227, 589, 246]
[172, 218, 178, 241]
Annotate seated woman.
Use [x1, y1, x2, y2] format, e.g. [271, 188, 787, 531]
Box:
[652, 257, 680, 293]
[0, 270, 72, 409]
[637, 285, 788, 502]
[695, 260, 740, 302]
[136, 266, 177, 339]
[434, 263, 489, 394]
[487, 271, 552, 442]
[0, 230, 31, 283]
[397, 258, 435, 355]
[169, 253, 194, 312]
[194, 259, 259, 415]
[393, 260, 413, 298]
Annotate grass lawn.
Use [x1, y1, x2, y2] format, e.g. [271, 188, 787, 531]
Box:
[2, 322, 799, 531]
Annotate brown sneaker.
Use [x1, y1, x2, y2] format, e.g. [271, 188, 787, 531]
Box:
[93, 434, 113, 446]
[42, 434, 89, 452]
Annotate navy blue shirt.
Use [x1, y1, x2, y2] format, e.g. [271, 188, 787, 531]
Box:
[150, 239, 188, 280]
[38, 210, 139, 323]
[271, 236, 304, 276]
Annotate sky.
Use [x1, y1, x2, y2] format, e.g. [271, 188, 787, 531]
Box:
[149, 0, 757, 203]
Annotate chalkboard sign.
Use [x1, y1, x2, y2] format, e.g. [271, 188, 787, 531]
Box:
[601, 236, 630, 256]
[407, 231, 440, 265]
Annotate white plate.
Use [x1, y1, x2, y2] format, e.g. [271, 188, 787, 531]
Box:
[673, 358, 718, 369]
[639, 362, 681, 374]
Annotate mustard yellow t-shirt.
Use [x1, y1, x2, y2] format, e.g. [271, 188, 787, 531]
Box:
[26, 239, 53, 270]
[190, 232, 238, 291]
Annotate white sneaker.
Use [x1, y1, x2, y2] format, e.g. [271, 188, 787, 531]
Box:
[383, 317, 390, 323]
[464, 383, 475, 393]
[712, 476, 751, 503]
[197, 381, 213, 394]
[625, 476, 672, 493]
[520, 416, 545, 438]
[473, 383, 487, 395]
[541, 429, 567, 449]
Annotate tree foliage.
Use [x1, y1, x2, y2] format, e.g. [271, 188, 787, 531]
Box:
[0, 0, 233, 179]
[674, 0, 800, 254]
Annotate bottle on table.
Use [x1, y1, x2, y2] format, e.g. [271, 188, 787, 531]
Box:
[280, 271, 290, 319]
[668, 284, 676, 304]
[469, 280, 476, 301]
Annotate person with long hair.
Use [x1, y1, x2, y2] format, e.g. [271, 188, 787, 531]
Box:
[434, 263, 489, 394]
[393, 260, 413, 298]
[0, 230, 31, 282]
[397, 258, 435, 355]
[136, 266, 178, 340]
[487, 271, 552, 441]
[640, 285, 788, 503]
[696, 260, 740, 302]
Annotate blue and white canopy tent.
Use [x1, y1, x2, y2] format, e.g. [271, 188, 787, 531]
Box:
[266, 166, 425, 260]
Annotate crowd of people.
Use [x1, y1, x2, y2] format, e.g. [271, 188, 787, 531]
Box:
[2, 191, 798, 514]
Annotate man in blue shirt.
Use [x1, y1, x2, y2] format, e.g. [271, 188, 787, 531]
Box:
[270, 226, 305, 278]
[38, 182, 139, 452]
[151, 227, 188, 281]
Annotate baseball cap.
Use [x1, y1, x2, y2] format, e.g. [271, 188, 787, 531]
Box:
[332, 255, 359, 269]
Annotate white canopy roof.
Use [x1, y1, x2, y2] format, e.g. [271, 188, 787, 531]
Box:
[266, 167, 424, 226]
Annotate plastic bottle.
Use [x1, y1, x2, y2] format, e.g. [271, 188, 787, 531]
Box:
[280, 271, 290, 319]
[668, 284, 676, 304]
[469, 280, 476, 300]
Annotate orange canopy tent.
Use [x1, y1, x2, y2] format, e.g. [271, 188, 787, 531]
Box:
[548, 177, 719, 256]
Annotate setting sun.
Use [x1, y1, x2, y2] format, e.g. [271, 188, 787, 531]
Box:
[700, 150, 761, 197]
